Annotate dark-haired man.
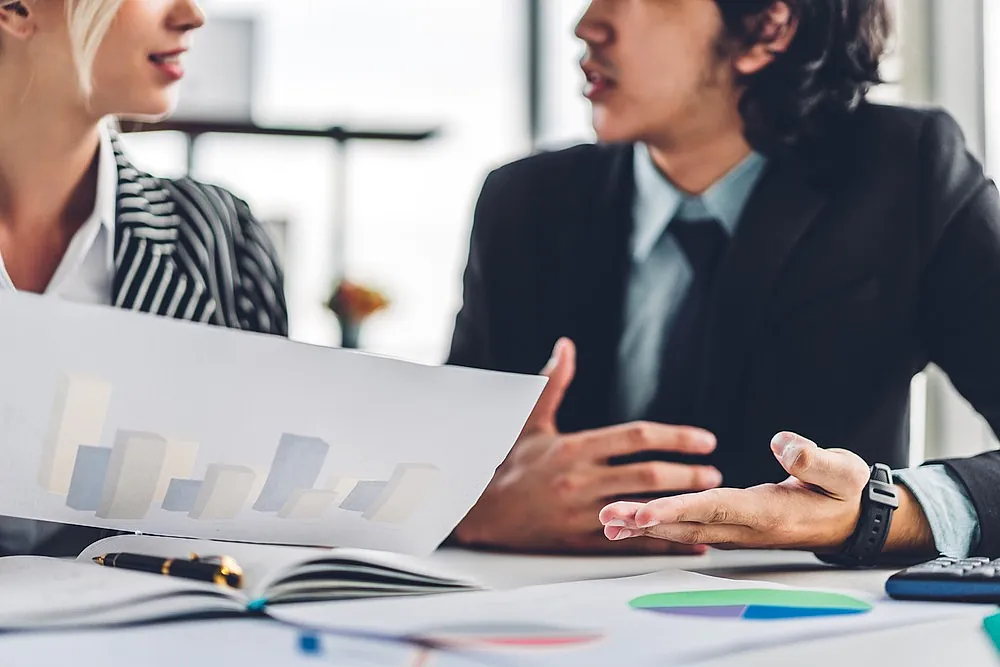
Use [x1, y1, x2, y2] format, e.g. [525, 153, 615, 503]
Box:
[447, 0, 1000, 563]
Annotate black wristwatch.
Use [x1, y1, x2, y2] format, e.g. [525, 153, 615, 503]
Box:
[818, 463, 900, 567]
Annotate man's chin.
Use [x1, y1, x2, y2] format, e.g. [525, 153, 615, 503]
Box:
[591, 118, 642, 145]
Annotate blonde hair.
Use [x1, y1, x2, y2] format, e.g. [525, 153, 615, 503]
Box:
[65, 0, 124, 95]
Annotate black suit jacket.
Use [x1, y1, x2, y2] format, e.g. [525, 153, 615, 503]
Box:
[448, 103, 1000, 556]
[7, 133, 288, 557]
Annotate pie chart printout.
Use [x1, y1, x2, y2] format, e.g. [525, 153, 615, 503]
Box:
[629, 589, 873, 620]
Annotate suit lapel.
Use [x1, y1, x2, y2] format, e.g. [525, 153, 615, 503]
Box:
[556, 143, 636, 431]
[700, 156, 829, 434]
[110, 135, 219, 324]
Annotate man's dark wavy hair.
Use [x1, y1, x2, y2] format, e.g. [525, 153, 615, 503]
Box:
[713, 0, 892, 155]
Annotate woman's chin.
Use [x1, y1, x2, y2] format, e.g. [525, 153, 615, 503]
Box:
[113, 93, 180, 123]
[115, 106, 176, 124]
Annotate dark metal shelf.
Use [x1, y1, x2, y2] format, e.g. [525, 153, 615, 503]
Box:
[119, 119, 438, 144]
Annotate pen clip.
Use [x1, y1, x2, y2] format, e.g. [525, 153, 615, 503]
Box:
[190, 553, 244, 589]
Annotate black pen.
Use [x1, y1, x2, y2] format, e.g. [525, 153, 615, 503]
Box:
[92, 552, 244, 589]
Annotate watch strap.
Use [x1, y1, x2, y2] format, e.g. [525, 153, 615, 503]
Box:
[819, 463, 899, 567]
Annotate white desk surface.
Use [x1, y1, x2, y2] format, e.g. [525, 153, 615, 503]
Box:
[428, 547, 1000, 666]
[0, 547, 995, 665]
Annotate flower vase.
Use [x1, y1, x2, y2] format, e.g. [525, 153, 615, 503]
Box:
[338, 317, 361, 349]
[338, 316, 362, 349]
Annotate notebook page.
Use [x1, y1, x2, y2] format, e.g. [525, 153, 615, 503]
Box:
[78, 535, 331, 599]
[0, 556, 241, 628]
[78, 534, 482, 601]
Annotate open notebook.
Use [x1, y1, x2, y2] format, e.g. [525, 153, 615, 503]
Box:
[0, 534, 482, 631]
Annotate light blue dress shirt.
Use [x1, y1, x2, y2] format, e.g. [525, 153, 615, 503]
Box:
[615, 143, 767, 422]
[619, 142, 981, 558]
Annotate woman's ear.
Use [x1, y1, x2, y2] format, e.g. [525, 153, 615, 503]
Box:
[733, 2, 799, 76]
[0, 1, 37, 41]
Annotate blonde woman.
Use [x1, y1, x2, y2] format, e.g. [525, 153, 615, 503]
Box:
[0, 0, 288, 556]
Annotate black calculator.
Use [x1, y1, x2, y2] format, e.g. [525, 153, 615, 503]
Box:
[885, 556, 1000, 602]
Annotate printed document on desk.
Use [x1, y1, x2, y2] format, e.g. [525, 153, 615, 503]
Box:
[0, 292, 545, 555]
[268, 569, 997, 666]
[0, 618, 489, 667]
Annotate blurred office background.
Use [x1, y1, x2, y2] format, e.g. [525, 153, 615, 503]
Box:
[119, 0, 999, 464]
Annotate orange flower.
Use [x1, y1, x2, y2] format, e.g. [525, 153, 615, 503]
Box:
[326, 279, 390, 323]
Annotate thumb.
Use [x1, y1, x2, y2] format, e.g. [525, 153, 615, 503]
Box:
[523, 337, 576, 434]
[770, 431, 870, 500]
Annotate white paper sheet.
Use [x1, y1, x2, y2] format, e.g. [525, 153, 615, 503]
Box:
[0, 292, 545, 555]
[0, 618, 490, 667]
[267, 569, 998, 666]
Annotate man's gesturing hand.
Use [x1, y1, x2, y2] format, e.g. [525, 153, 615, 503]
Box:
[453, 338, 723, 554]
[599, 431, 936, 557]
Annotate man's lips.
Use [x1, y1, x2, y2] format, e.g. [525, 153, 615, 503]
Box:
[582, 61, 617, 99]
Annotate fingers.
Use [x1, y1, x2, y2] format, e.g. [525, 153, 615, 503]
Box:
[770, 432, 870, 499]
[595, 462, 722, 497]
[631, 489, 764, 528]
[523, 338, 576, 434]
[580, 421, 716, 461]
[610, 522, 759, 547]
[601, 493, 765, 546]
[598, 501, 643, 528]
[600, 489, 764, 531]
[568, 531, 708, 555]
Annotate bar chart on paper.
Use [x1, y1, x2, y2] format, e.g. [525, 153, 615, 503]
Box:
[40, 372, 442, 526]
[628, 589, 872, 620]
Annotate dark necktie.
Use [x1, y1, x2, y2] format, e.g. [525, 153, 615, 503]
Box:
[646, 217, 730, 427]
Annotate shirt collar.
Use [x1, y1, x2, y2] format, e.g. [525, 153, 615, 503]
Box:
[630, 142, 767, 262]
[95, 121, 119, 269]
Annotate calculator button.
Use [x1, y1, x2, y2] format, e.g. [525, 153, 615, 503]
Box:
[978, 567, 997, 577]
[905, 566, 939, 573]
[904, 570, 945, 578]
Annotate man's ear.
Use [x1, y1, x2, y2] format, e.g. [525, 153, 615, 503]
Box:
[0, 1, 36, 41]
[733, 2, 799, 76]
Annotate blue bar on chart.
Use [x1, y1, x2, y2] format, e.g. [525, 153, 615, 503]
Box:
[252, 434, 329, 512]
[162, 479, 203, 512]
[339, 481, 387, 512]
[65, 445, 112, 511]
